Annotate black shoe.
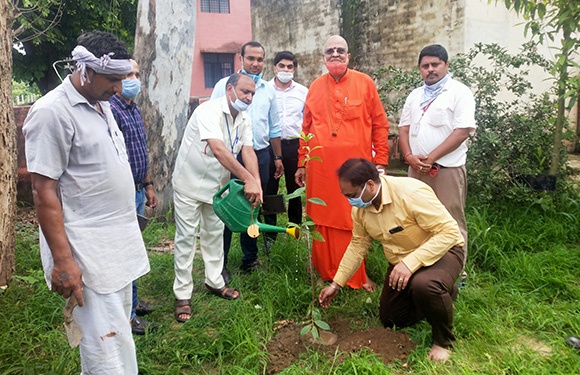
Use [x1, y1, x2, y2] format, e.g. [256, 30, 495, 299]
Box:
[222, 268, 231, 284]
[131, 317, 157, 335]
[240, 260, 260, 273]
[135, 301, 157, 316]
[565, 336, 580, 350]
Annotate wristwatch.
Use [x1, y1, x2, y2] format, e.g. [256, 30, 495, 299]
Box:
[142, 181, 154, 188]
[273, 155, 283, 161]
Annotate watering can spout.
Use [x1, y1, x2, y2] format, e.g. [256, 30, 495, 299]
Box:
[213, 179, 300, 239]
[257, 223, 300, 239]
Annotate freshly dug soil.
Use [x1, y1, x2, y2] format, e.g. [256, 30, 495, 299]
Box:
[265, 318, 415, 373]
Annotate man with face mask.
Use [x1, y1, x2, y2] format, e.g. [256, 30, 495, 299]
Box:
[319, 158, 464, 363]
[211, 41, 282, 277]
[172, 73, 262, 322]
[109, 59, 158, 335]
[263, 51, 308, 236]
[295, 35, 389, 291]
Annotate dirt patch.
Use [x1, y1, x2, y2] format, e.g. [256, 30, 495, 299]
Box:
[16, 205, 37, 227]
[265, 318, 415, 373]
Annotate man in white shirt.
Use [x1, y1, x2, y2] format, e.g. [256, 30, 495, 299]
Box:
[399, 44, 476, 261]
[211, 41, 283, 275]
[23, 31, 150, 374]
[172, 73, 262, 322]
[264, 51, 308, 235]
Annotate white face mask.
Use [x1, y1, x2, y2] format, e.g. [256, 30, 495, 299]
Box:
[230, 89, 250, 112]
[276, 71, 294, 84]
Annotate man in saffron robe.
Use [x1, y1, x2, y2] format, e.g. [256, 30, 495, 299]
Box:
[295, 35, 389, 290]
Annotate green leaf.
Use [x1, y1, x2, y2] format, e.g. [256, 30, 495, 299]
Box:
[300, 324, 312, 336]
[311, 326, 320, 340]
[311, 230, 326, 242]
[286, 187, 305, 200]
[307, 197, 326, 206]
[312, 309, 322, 321]
[314, 320, 330, 331]
[309, 156, 323, 162]
[302, 220, 314, 226]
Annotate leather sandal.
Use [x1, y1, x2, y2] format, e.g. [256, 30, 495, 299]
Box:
[175, 299, 192, 323]
[205, 283, 240, 300]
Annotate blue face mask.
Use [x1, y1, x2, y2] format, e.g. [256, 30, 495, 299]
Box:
[230, 89, 250, 112]
[348, 183, 380, 208]
[241, 69, 263, 83]
[121, 79, 141, 100]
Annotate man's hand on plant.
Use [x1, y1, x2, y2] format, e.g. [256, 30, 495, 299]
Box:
[295, 167, 306, 187]
[318, 282, 341, 308]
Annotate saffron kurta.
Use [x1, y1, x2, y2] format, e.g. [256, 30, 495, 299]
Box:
[299, 69, 389, 288]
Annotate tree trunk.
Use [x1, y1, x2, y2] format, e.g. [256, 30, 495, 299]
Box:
[134, 0, 196, 215]
[549, 29, 571, 175]
[0, 0, 17, 287]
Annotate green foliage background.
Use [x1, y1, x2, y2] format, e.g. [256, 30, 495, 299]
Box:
[11, 0, 137, 94]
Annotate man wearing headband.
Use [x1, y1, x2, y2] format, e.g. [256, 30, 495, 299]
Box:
[110, 59, 159, 335]
[23, 31, 149, 374]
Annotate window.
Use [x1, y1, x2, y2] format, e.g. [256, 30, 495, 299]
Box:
[203, 53, 234, 88]
[201, 0, 230, 14]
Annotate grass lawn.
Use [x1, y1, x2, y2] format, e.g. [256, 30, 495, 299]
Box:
[2, 195, 580, 374]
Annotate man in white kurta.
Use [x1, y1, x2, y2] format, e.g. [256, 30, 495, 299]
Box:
[22, 31, 149, 374]
[172, 73, 262, 321]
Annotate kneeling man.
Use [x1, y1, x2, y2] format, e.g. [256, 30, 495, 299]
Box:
[318, 158, 464, 362]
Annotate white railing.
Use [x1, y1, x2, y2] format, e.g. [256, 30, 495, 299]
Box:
[12, 94, 38, 106]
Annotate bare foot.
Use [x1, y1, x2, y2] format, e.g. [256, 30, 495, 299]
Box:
[362, 276, 376, 292]
[427, 344, 451, 362]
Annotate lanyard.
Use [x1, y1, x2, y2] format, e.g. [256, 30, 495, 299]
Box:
[224, 114, 239, 155]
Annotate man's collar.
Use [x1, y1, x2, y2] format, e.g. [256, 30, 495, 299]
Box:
[110, 93, 134, 108]
[328, 69, 349, 83]
[270, 78, 295, 91]
[63, 75, 93, 107]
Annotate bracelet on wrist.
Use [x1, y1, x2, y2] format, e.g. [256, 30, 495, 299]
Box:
[329, 283, 341, 291]
[143, 181, 154, 188]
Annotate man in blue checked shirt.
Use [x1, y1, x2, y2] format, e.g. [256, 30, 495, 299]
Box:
[211, 41, 283, 278]
[110, 59, 158, 335]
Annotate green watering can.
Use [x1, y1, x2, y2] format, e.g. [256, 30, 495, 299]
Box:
[213, 179, 299, 239]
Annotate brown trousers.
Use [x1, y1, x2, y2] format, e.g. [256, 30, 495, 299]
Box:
[408, 165, 468, 264]
[379, 245, 464, 348]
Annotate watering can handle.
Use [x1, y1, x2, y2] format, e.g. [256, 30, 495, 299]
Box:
[214, 179, 243, 204]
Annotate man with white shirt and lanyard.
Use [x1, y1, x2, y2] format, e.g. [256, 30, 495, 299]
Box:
[172, 73, 262, 322]
[211, 41, 283, 276]
[264, 51, 308, 234]
[399, 44, 476, 262]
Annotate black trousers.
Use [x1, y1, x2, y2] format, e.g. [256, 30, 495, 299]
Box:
[264, 139, 302, 237]
[379, 245, 464, 348]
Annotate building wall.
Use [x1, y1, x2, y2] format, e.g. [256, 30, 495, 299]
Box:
[251, 0, 465, 86]
[251, 0, 341, 86]
[190, 0, 252, 98]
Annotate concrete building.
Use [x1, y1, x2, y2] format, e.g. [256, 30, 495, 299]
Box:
[190, 0, 251, 101]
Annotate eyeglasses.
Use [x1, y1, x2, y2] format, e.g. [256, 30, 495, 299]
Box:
[324, 47, 348, 56]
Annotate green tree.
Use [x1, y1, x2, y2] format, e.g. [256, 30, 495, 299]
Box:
[491, 0, 580, 174]
[11, 0, 137, 94]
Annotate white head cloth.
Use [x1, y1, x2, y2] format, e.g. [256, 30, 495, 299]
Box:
[71, 45, 133, 86]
